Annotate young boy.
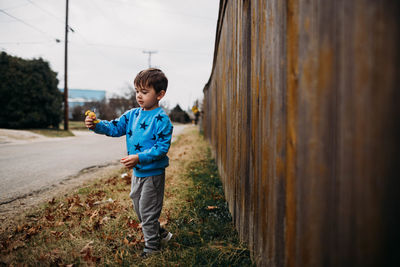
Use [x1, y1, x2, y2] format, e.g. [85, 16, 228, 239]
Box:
[84, 68, 173, 257]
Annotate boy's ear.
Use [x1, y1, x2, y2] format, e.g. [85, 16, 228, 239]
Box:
[157, 90, 166, 101]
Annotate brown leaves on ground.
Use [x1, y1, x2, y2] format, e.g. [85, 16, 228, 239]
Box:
[120, 172, 132, 185]
[38, 248, 65, 265]
[0, 170, 138, 265]
[80, 241, 100, 264]
[127, 219, 139, 229]
[0, 127, 200, 265]
[1, 239, 26, 253]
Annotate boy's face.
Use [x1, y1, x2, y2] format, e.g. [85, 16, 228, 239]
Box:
[135, 85, 165, 111]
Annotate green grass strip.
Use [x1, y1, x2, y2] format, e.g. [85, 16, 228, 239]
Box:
[138, 148, 254, 267]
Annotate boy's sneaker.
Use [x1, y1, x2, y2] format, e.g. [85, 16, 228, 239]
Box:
[159, 227, 173, 245]
[140, 251, 148, 259]
[141, 247, 160, 258]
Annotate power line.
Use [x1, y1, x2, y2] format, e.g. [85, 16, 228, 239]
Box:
[89, 0, 134, 47]
[159, 48, 210, 56]
[74, 41, 210, 56]
[3, 2, 30, 11]
[27, 0, 140, 68]
[0, 8, 61, 42]
[0, 41, 53, 45]
[25, 0, 75, 32]
[82, 42, 144, 50]
[0, 39, 211, 56]
[0, 1, 129, 66]
[23, 0, 117, 65]
[0, 4, 211, 62]
[0, 9, 47, 36]
[25, 0, 63, 23]
[71, 36, 127, 66]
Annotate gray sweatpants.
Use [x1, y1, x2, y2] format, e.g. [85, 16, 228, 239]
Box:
[129, 173, 165, 252]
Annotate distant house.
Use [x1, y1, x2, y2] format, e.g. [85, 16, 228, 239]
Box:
[59, 89, 106, 118]
[169, 104, 191, 123]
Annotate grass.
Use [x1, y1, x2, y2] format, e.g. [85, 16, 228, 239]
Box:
[29, 128, 74, 137]
[0, 127, 253, 266]
[27, 121, 86, 137]
[66, 121, 88, 131]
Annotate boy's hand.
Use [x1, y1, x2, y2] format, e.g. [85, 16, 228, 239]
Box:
[120, 155, 139, 169]
[85, 115, 96, 130]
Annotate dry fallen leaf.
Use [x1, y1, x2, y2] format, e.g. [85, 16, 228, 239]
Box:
[159, 217, 168, 227]
[50, 231, 63, 239]
[48, 198, 56, 205]
[114, 251, 123, 264]
[127, 219, 139, 229]
[100, 216, 110, 224]
[10, 240, 26, 251]
[89, 210, 99, 222]
[80, 241, 94, 253]
[25, 226, 40, 239]
[69, 233, 77, 239]
[80, 241, 100, 263]
[45, 214, 55, 221]
[55, 221, 65, 227]
[15, 225, 24, 233]
[93, 198, 114, 206]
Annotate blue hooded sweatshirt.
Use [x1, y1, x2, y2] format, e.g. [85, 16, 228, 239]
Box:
[92, 107, 173, 177]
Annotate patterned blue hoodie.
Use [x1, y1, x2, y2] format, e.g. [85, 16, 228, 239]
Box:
[92, 107, 173, 177]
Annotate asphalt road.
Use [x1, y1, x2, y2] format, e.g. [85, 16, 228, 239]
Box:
[0, 124, 188, 204]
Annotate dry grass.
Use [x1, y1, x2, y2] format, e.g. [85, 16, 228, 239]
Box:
[0, 127, 253, 266]
[66, 121, 88, 131]
[28, 129, 74, 138]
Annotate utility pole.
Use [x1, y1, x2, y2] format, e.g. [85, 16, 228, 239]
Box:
[142, 50, 157, 68]
[64, 0, 69, 130]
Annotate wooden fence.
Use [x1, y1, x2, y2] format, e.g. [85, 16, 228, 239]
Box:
[202, 0, 400, 266]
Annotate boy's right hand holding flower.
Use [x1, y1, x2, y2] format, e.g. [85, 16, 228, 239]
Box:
[84, 110, 99, 130]
[85, 115, 96, 130]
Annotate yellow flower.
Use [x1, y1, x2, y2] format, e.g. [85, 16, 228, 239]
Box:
[85, 110, 100, 123]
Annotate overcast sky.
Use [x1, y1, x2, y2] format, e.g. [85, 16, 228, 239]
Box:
[0, 0, 219, 110]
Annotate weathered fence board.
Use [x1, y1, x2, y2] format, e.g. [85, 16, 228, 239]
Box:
[203, 0, 400, 266]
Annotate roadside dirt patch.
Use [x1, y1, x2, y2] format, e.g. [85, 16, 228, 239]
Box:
[0, 129, 47, 144]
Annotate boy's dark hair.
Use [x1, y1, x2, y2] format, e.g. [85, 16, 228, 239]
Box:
[134, 68, 168, 93]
